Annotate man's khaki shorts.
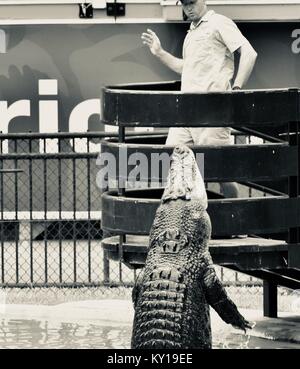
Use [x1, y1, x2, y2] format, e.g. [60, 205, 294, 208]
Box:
[166, 127, 232, 146]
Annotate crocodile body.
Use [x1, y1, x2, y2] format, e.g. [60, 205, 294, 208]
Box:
[131, 146, 251, 349]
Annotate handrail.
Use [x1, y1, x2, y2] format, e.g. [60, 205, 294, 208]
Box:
[0, 130, 165, 140]
[102, 83, 300, 127]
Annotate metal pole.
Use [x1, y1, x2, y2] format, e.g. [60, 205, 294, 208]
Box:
[118, 126, 125, 284]
[263, 280, 278, 318]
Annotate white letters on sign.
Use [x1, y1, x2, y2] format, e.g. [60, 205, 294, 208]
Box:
[0, 79, 102, 153]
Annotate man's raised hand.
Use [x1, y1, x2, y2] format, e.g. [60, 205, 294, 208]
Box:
[141, 29, 162, 56]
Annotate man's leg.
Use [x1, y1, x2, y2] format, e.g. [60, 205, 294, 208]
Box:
[166, 128, 194, 145]
[190, 128, 240, 199]
[220, 182, 239, 198]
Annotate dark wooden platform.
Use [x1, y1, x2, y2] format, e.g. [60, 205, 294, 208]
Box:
[101, 83, 300, 318]
[102, 191, 300, 238]
[101, 140, 297, 182]
[102, 83, 299, 127]
[102, 235, 288, 270]
[102, 235, 300, 294]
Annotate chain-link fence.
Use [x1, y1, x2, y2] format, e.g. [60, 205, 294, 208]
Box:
[0, 132, 137, 288]
[0, 131, 294, 311]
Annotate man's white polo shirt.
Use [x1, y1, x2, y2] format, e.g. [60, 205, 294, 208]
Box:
[181, 10, 249, 92]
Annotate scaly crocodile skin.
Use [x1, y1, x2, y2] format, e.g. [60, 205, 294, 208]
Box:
[131, 146, 251, 349]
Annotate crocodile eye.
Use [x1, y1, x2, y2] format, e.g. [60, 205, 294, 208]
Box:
[157, 230, 169, 242]
[179, 235, 189, 247]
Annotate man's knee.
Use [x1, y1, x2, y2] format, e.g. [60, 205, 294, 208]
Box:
[220, 182, 239, 198]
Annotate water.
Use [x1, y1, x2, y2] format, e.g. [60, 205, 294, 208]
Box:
[213, 330, 300, 349]
[0, 318, 299, 349]
[0, 319, 130, 349]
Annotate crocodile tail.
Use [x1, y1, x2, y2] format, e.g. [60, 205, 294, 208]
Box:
[132, 267, 186, 349]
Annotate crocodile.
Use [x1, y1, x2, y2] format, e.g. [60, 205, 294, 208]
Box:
[131, 145, 252, 349]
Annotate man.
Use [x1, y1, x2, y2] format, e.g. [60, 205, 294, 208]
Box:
[141, 0, 257, 198]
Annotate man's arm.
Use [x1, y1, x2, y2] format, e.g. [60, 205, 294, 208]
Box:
[214, 15, 257, 89]
[232, 42, 257, 89]
[141, 29, 183, 75]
